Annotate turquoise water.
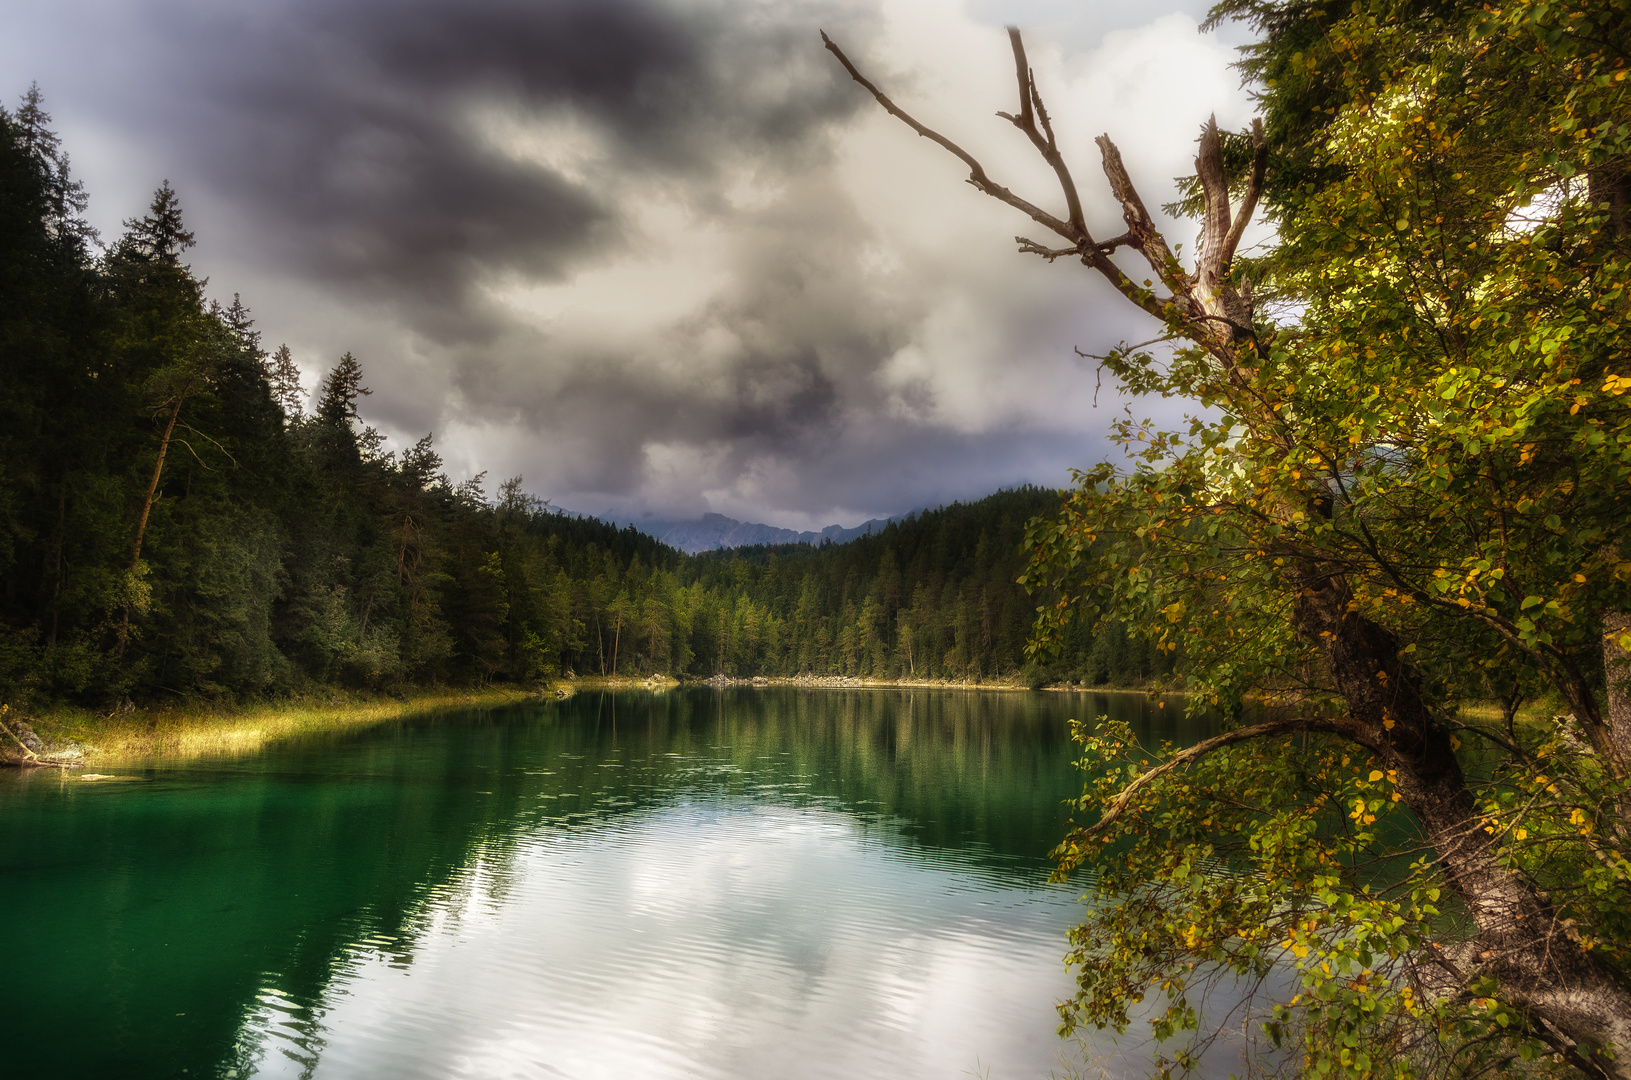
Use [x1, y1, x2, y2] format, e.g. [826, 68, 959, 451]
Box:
[1, 688, 1215, 1079]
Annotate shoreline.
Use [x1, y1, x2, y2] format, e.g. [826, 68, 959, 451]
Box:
[8, 679, 1552, 771]
[564, 673, 1168, 694]
[17, 686, 544, 767]
[11, 677, 1175, 769]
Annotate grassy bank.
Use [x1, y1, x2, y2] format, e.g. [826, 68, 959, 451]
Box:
[21, 686, 546, 766]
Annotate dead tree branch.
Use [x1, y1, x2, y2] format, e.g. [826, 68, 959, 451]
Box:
[995, 28, 1088, 237]
[820, 26, 1259, 351]
[820, 31, 1083, 245]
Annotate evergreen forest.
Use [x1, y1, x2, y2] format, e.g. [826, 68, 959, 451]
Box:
[0, 92, 1159, 707]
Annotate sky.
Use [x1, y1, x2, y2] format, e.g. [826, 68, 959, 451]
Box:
[3, 0, 1260, 531]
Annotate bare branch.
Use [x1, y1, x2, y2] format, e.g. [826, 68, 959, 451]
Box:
[1094, 135, 1183, 289]
[998, 27, 1088, 237]
[1220, 118, 1268, 272]
[821, 31, 1081, 244]
[1075, 336, 1175, 362]
[168, 438, 216, 471]
[821, 29, 1258, 333]
[1079, 716, 1349, 838]
[1016, 236, 1082, 261]
[177, 422, 241, 470]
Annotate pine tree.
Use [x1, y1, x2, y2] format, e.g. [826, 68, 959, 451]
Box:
[113, 180, 195, 268]
[316, 351, 369, 426]
[264, 344, 306, 422]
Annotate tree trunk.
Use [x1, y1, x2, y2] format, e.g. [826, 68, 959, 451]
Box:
[1296, 575, 1631, 1074]
[130, 391, 185, 571]
[1603, 613, 1631, 773]
[118, 390, 187, 655]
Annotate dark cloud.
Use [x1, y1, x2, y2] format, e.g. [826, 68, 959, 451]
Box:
[6, 0, 1241, 527]
[157, 0, 866, 319]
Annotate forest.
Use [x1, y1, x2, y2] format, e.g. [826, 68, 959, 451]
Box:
[0, 96, 1158, 707]
[9, 0, 1631, 1069]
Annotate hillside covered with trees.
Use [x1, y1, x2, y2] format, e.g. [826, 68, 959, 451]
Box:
[0, 96, 1159, 707]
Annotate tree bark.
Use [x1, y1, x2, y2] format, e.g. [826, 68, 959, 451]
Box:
[1296, 576, 1631, 1074]
[1603, 613, 1631, 773]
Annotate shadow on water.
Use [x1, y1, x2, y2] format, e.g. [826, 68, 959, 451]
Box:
[1, 687, 1216, 1080]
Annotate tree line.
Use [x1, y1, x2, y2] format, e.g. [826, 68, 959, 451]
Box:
[0, 92, 1157, 706]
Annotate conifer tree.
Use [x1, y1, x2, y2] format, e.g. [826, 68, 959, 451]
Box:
[264, 344, 306, 422]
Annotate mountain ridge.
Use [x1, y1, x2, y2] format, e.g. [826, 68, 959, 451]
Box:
[559, 509, 906, 554]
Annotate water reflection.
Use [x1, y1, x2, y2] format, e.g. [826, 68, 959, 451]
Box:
[229, 805, 1085, 1080]
[1, 688, 1223, 1080]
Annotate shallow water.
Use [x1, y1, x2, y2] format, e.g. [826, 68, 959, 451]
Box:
[1, 687, 1220, 1080]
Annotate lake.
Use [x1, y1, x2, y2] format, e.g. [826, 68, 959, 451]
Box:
[1, 687, 1224, 1080]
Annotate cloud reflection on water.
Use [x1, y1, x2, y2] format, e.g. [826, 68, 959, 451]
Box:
[232, 803, 1084, 1080]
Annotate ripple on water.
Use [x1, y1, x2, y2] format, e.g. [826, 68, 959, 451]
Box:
[8, 688, 1167, 1080]
[233, 802, 1080, 1080]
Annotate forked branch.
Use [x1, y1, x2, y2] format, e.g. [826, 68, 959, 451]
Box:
[820, 30, 1084, 245]
[1017, 237, 1084, 261]
[821, 27, 1263, 349]
[996, 28, 1088, 237]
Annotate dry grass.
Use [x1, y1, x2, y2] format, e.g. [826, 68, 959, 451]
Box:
[22, 686, 542, 765]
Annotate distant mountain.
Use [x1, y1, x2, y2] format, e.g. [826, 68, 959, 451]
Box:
[643, 513, 897, 553]
[560, 510, 902, 553]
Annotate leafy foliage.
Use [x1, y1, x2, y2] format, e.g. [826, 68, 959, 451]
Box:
[1017, 0, 1631, 1074]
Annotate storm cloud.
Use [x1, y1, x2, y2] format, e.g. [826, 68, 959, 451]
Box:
[4, 0, 1255, 529]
